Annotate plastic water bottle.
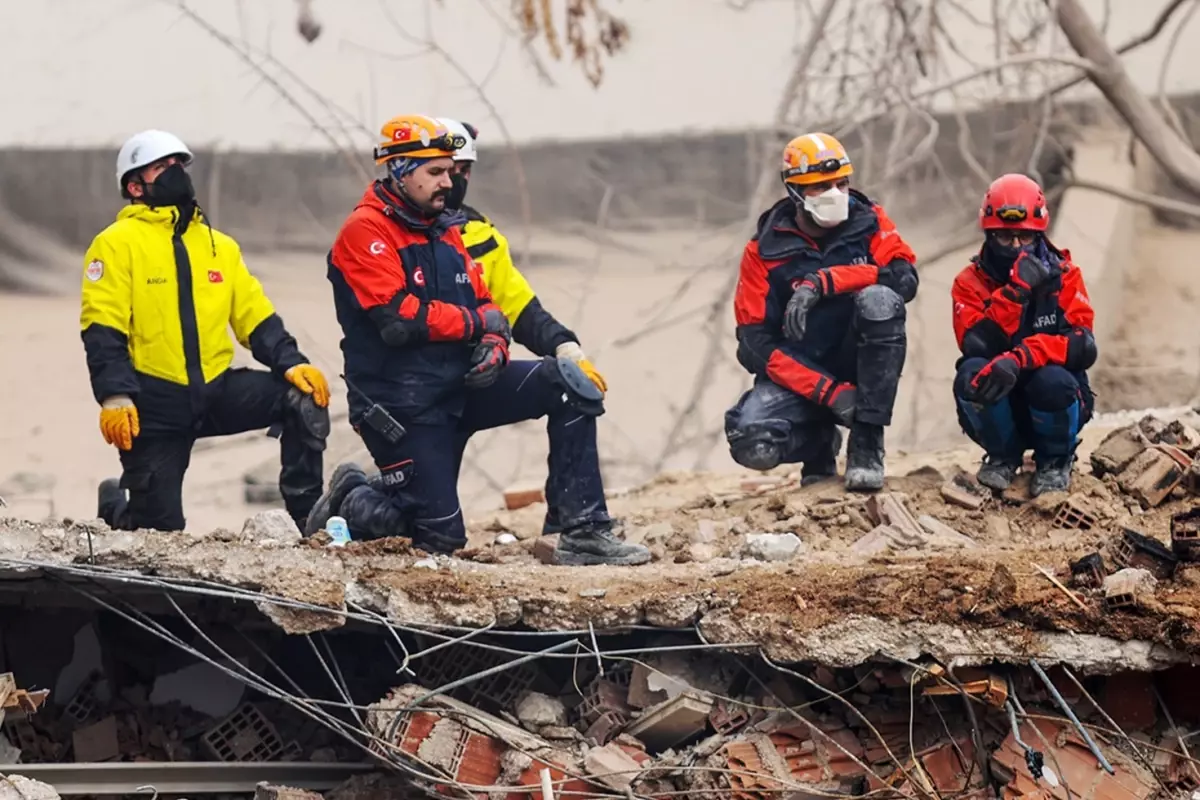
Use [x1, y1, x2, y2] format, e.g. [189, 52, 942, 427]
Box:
[326, 516, 352, 547]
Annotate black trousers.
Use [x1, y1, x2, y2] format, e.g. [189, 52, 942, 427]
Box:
[100, 368, 324, 532]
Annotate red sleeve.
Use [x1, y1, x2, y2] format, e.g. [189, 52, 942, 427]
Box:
[1012, 265, 1095, 369]
[331, 214, 484, 343]
[734, 240, 771, 325]
[869, 204, 917, 266]
[951, 268, 992, 349]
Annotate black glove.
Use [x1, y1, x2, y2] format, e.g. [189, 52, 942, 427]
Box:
[826, 383, 857, 427]
[783, 279, 822, 342]
[1010, 252, 1054, 293]
[471, 306, 512, 343]
[464, 333, 510, 389]
[970, 352, 1022, 405]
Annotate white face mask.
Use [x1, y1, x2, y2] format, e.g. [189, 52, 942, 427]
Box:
[802, 186, 850, 228]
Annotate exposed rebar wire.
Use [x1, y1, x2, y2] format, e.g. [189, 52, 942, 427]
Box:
[1028, 658, 1114, 774]
[587, 620, 605, 676]
[309, 633, 365, 728]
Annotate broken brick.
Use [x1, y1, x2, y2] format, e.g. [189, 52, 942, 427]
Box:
[584, 741, 644, 792]
[1170, 507, 1200, 562]
[922, 672, 1007, 709]
[1069, 552, 1107, 589]
[503, 485, 545, 510]
[941, 473, 989, 510]
[1118, 445, 1191, 507]
[1111, 528, 1178, 579]
[575, 677, 631, 731]
[709, 699, 751, 735]
[583, 710, 624, 746]
[1161, 419, 1200, 454]
[1052, 496, 1098, 531]
[202, 704, 285, 762]
[1103, 568, 1156, 611]
[992, 717, 1153, 800]
[1091, 425, 1149, 477]
[1101, 672, 1157, 732]
[720, 717, 868, 800]
[532, 534, 559, 565]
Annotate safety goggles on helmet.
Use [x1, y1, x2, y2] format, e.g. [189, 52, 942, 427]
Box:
[994, 204, 1030, 224]
[374, 131, 467, 163]
[782, 155, 851, 182]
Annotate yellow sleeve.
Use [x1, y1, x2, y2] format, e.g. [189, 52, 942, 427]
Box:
[81, 233, 132, 335]
[80, 231, 141, 403]
[227, 243, 277, 348]
[465, 222, 536, 325]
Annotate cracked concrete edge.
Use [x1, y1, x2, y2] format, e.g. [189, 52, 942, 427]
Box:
[0, 521, 1190, 674]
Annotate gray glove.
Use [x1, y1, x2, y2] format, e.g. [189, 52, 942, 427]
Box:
[783, 280, 822, 342]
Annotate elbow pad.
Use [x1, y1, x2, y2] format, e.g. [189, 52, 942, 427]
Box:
[1065, 327, 1097, 371]
[960, 319, 1009, 360]
[878, 259, 919, 303]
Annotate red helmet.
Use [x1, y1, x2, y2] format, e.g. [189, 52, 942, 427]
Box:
[979, 173, 1049, 231]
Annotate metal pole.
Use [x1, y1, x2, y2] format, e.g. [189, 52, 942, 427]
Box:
[1028, 658, 1115, 774]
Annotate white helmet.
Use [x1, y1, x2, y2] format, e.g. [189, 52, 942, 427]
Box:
[436, 118, 477, 162]
[115, 130, 193, 192]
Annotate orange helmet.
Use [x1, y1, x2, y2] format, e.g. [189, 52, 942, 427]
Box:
[781, 132, 853, 186]
[979, 173, 1049, 231]
[374, 114, 466, 165]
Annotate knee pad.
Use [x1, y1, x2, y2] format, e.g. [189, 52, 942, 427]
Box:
[542, 356, 605, 417]
[727, 418, 791, 471]
[855, 285, 906, 324]
[282, 387, 331, 451]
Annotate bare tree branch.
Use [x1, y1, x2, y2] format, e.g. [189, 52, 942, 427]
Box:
[1065, 177, 1200, 219]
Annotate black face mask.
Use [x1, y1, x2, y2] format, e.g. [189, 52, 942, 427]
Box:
[143, 163, 196, 209]
[982, 233, 1037, 283]
[445, 172, 469, 210]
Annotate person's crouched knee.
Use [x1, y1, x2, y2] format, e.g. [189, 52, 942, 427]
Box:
[1024, 365, 1080, 411]
[855, 284, 905, 325]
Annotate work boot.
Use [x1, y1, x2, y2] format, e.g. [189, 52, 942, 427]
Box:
[1031, 456, 1073, 497]
[801, 427, 842, 487]
[97, 478, 125, 527]
[303, 463, 369, 536]
[844, 423, 885, 492]
[552, 523, 652, 566]
[976, 455, 1021, 492]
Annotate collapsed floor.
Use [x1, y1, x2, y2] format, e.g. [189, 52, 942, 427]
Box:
[1, 412, 1200, 798]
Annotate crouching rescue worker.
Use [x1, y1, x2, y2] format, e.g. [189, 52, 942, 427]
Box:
[725, 132, 918, 491]
[82, 129, 331, 532]
[951, 173, 1096, 496]
[308, 114, 649, 566]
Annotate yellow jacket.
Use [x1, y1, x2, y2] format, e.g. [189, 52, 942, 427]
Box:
[459, 206, 578, 357]
[80, 204, 305, 428]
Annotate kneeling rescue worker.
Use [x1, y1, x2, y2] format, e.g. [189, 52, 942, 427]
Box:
[725, 132, 918, 491]
[82, 129, 331, 532]
[309, 114, 649, 566]
[951, 173, 1096, 496]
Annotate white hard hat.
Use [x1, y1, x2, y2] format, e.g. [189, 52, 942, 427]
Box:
[115, 130, 193, 191]
[436, 118, 477, 162]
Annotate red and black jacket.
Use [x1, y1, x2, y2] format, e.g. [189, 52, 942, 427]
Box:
[951, 244, 1097, 373]
[733, 191, 918, 400]
[327, 183, 503, 424]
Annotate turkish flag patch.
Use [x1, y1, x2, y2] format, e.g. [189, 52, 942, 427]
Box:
[208, 270, 223, 283]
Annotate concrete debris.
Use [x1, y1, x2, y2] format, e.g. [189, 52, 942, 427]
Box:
[584, 741, 644, 791]
[1111, 527, 1179, 579]
[1118, 444, 1192, 507]
[742, 532, 803, 562]
[1103, 568, 1158, 610]
[240, 509, 302, 547]
[254, 783, 324, 800]
[624, 690, 714, 751]
[941, 471, 990, 510]
[0, 774, 59, 800]
[515, 691, 567, 731]
[1091, 425, 1151, 477]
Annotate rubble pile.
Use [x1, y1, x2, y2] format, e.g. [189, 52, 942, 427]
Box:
[364, 654, 1200, 800]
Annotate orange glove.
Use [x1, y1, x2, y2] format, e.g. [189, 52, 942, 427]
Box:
[99, 395, 140, 451]
[285, 364, 330, 408]
[556, 342, 607, 394]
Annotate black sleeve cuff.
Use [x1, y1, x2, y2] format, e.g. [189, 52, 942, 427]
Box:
[511, 297, 578, 358]
[879, 259, 919, 303]
[248, 313, 307, 376]
[82, 324, 141, 403]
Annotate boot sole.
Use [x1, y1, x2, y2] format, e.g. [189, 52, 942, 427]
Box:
[303, 463, 365, 537]
[551, 549, 652, 567]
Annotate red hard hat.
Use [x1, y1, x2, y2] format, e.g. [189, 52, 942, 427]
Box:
[979, 173, 1049, 232]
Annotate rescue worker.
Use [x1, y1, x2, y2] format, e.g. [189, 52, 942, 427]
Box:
[82, 129, 331, 532]
[309, 114, 649, 566]
[951, 173, 1096, 496]
[725, 132, 918, 491]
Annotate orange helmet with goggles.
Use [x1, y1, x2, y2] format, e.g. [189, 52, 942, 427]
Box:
[979, 173, 1049, 232]
[781, 132, 853, 186]
[374, 114, 466, 165]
